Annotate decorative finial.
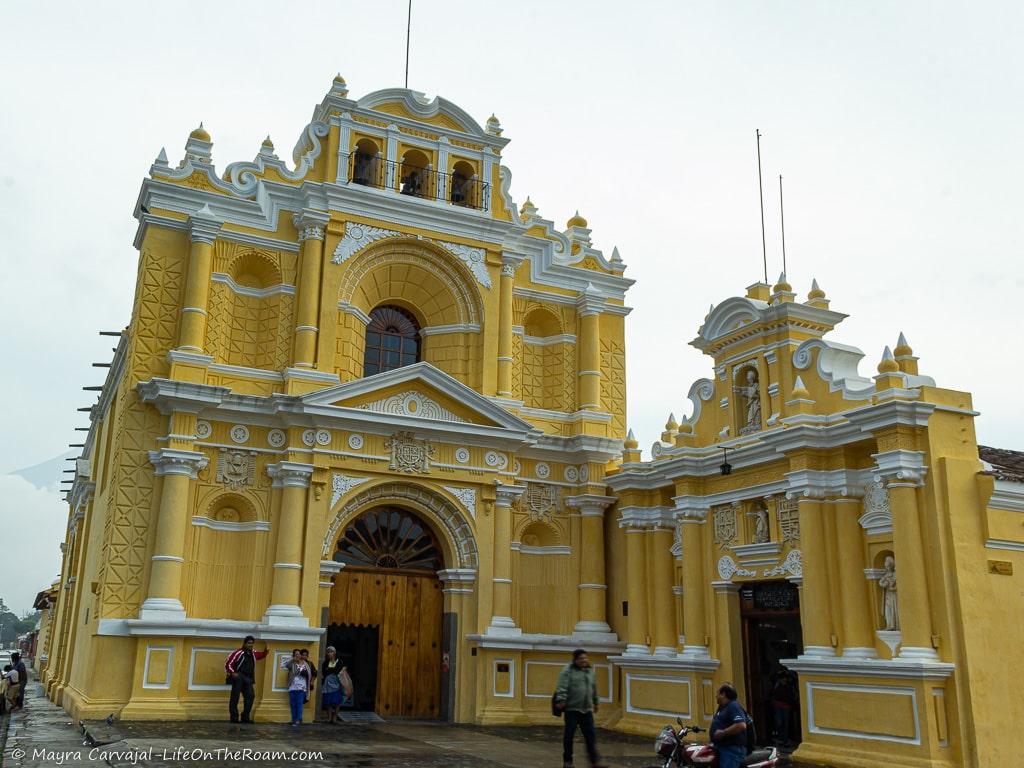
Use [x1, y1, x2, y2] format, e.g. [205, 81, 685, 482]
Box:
[520, 196, 538, 219]
[773, 271, 792, 292]
[259, 135, 276, 157]
[262, 135, 274, 148]
[155, 147, 168, 167]
[624, 429, 639, 449]
[808, 278, 826, 300]
[610, 246, 622, 263]
[485, 113, 503, 136]
[877, 346, 899, 374]
[665, 413, 678, 430]
[189, 122, 211, 142]
[894, 331, 913, 357]
[567, 210, 588, 228]
[791, 375, 810, 398]
[331, 73, 349, 97]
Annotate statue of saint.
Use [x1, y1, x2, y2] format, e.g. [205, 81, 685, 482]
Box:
[734, 369, 762, 432]
[748, 503, 770, 543]
[879, 555, 899, 631]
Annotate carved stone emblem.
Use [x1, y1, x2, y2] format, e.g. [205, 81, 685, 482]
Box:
[777, 497, 800, 542]
[216, 449, 256, 489]
[385, 431, 435, 474]
[713, 504, 737, 548]
[523, 482, 557, 521]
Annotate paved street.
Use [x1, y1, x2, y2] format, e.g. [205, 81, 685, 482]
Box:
[2, 679, 804, 768]
[1, 679, 654, 768]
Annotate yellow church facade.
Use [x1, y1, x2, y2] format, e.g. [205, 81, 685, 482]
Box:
[43, 77, 1023, 768]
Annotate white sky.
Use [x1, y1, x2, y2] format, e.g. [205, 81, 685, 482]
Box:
[1, 1, 1021, 614]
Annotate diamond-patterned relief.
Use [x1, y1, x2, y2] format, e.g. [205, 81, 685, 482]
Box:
[600, 337, 626, 435]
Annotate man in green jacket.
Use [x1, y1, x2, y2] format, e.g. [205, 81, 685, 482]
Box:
[554, 649, 607, 768]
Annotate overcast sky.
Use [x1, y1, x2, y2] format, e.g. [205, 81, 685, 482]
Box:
[1, 0, 1021, 615]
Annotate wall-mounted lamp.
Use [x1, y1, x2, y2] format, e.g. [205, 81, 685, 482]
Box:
[720, 447, 732, 476]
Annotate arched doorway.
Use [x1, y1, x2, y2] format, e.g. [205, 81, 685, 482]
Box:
[327, 506, 445, 718]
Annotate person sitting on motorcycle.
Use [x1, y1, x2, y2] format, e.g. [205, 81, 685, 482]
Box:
[710, 683, 748, 768]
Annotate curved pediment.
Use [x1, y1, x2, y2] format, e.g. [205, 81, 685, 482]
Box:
[694, 297, 767, 347]
[358, 89, 486, 137]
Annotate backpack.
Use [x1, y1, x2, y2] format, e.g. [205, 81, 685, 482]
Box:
[741, 706, 757, 754]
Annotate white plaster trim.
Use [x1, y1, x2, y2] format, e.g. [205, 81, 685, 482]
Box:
[522, 333, 577, 346]
[782, 655, 954, 680]
[984, 539, 1024, 552]
[331, 474, 371, 510]
[990, 479, 1024, 513]
[510, 542, 572, 555]
[210, 273, 296, 298]
[515, 406, 614, 424]
[188, 646, 233, 691]
[337, 301, 372, 325]
[610, 653, 720, 673]
[625, 672, 693, 719]
[191, 516, 270, 532]
[151, 555, 184, 563]
[420, 323, 482, 336]
[273, 562, 303, 570]
[142, 645, 174, 690]
[271, 651, 294, 693]
[524, 661, 613, 703]
[492, 658, 515, 698]
[805, 681, 921, 745]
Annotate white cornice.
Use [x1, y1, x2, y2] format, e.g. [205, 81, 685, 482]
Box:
[211, 273, 295, 298]
[781, 655, 954, 680]
[990, 479, 1024, 513]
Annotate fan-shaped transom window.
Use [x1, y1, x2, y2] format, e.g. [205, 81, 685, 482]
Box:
[364, 305, 420, 376]
[335, 507, 443, 572]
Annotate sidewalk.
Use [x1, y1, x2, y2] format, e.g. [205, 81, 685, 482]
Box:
[2, 680, 806, 767]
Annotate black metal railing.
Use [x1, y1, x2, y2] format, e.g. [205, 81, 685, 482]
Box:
[346, 152, 490, 211]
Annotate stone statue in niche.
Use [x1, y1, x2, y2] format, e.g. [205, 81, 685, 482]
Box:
[879, 555, 899, 630]
[734, 369, 762, 434]
[747, 501, 770, 543]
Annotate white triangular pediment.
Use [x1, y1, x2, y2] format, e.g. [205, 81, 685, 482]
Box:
[300, 362, 535, 433]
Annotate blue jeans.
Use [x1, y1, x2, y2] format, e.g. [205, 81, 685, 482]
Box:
[288, 689, 305, 723]
[717, 744, 748, 768]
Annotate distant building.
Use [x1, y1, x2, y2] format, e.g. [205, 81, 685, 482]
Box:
[44, 76, 1022, 768]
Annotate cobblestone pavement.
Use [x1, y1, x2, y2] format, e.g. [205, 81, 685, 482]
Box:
[3, 679, 807, 768]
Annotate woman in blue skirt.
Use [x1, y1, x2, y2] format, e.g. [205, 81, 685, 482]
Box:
[320, 646, 345, 723]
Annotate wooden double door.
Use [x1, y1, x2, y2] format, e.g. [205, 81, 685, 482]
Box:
[328, 568, 443, 718]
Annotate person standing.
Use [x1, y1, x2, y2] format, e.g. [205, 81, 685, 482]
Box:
[320, 647, 344, 723]
[770, 670, 797, 746]
[300, 648, 317, 709]
[2, 664, 20, 712]
[710, 683, 749, 768]
[280, 649, 312, 726]
[224, 636, 268, 723]
[11, 653, 27, 710]
[553, 649, 608, 768]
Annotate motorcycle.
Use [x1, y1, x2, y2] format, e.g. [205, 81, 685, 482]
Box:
[655, 717, 782, 767]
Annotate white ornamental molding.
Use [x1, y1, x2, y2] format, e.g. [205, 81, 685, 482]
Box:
[431, 239, 492, 289]
[564, 466, 579, 483]
[764, 548, 803, 578]
[315, 429, 332, 446]
[149, 449, 209, 479]
[302, 429, 317, 447]
[331, 223, 400, 264]
[267, 429, 286, 448]
[443, 485, 478, 519]
[717, 555, 756, 581]
[331, 473, 371, 509]
[358, 390, 467, 423]
[195, 420, 213, 440]
[229, 424, 250, 444]
[347, 434, 365, 450]
[215, 449, 256, 490]
[485, 450, 507, 469]
[386, 431, 436, 474]
[535, 462, 551, 479]
[579, 464, 589, 482]
[859, 476, 893, 535]
[454, 447, 471, 464]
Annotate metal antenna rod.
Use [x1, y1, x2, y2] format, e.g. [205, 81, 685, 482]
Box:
[779, 174, 787, 275]
[756, 129, 768, 283]
[404, 0, 412, 89]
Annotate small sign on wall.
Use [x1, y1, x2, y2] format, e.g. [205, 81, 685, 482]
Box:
[988, 560, 1013, 576]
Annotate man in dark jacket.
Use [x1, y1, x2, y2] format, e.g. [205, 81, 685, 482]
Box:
[11, 653, 27, 710]
[225, 636, 268, 723]
[554, 649, 608, 768]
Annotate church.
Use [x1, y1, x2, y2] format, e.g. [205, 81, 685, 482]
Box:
[43, 76, 1023, 768]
